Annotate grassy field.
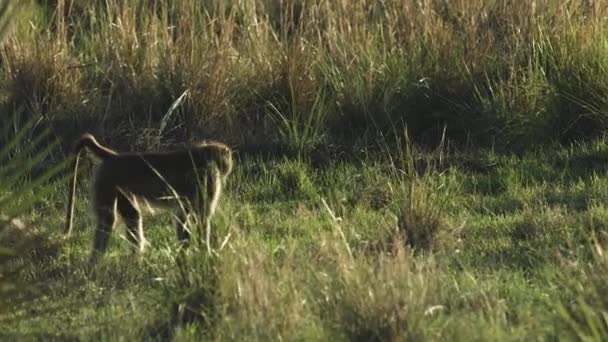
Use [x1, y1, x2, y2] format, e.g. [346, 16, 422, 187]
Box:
[3, 0, 608, 340]
[2, 140, 608, 340]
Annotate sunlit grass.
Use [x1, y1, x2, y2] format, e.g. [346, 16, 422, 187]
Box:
[2, 139, 608, 339]
[3, 1, 608, 150]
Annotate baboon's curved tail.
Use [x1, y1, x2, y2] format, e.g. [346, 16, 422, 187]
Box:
[75, 134, 118, 160]
[64, 150, 82, 237]
[64, 134, 117, 236]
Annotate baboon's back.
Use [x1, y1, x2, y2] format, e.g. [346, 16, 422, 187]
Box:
[96, 150, 207, 200]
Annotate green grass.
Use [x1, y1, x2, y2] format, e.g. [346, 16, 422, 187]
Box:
[3, 139, 608, 340]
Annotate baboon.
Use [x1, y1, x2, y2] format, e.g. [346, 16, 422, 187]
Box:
[64, 134, 233, 262]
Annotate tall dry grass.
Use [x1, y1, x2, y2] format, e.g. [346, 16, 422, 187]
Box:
[2, 0, 608, 152]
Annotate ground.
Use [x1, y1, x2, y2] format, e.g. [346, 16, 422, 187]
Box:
[2, 141, 608, 340]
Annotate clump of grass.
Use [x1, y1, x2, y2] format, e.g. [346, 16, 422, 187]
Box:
[554, 241, 608, 340]
[397, 178, 450, 252]
[1, 35, 82, 119]
[173, 229, 448, 340]
[266, 85, 330, 156]
[313, 239, 443, 341]
[151, 245, 220, 340]
[391, 131, 453, 252]
[274, 159, 317, 200]
[214, 237, 321, 340]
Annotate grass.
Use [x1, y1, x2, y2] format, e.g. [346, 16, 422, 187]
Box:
[2, 138, 608, 339]
[4, 0, 608, 340]
[3, 1, 608, 151]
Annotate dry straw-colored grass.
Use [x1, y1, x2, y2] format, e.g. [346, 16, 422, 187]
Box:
[3, 0, 608, 149]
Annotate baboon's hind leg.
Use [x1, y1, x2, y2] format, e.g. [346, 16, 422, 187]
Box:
[90, 194, 117, 263]
[117, 194, 145, 253]
[174, 211, 191, 246]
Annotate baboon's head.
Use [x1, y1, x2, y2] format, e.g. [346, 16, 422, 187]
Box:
[215, 143, 233, 177]
[193, 141, 233, 177]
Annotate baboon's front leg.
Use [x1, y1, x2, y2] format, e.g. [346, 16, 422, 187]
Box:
[205, 216, 212, 255]
[199, 170, 221, 255]
[197, 199, 212, 255]
[117, 194, 145, 253]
